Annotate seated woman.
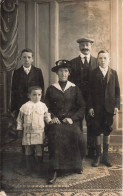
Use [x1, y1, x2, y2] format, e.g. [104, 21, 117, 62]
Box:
[45, 60, 86, 184]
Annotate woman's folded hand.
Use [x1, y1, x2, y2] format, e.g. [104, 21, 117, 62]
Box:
[62, 118, 73, 124]
[89, 108, 94, 117]
[50, 117, 61, 124]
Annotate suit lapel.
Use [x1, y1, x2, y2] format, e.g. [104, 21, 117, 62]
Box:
[78, 56, 83, 68]
[27, 65, 35, 82]
[19, 66, 27, 80]
[20, 65, 34, 76]
[96, 67, 103, 86]
[90, 56, 94, 67]
[78, 55, 97, 68]
[107, 67, 112, 84]
[20, 66, 25, 73]
[52, 82, 63, 92]
[28, 65, 34, 75]
[97, 67, 112, 85]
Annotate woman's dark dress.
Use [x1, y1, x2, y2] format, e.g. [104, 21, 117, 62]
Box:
[45, 81, 85, 170]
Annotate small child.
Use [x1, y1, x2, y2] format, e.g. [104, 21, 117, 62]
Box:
[17, 86, 51, 175]
[88, 50, 120, 167]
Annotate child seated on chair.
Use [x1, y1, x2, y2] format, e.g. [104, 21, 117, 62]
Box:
[88, 50, 120, 167]
[17, 86, 51, 175]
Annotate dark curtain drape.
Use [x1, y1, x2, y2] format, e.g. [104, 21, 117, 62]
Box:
[1, 0, 18, 71]
[0, 0, 18, 112]
[0, 0, 19, 146]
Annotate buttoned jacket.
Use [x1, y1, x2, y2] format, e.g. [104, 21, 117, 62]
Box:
[11, 65, 44, 111]
[45, 81, 85, 124]
[69, 55, 97, 101]
[88, 67, 120, 114]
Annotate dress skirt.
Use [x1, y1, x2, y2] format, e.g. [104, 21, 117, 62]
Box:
[48, 123, 85, 170]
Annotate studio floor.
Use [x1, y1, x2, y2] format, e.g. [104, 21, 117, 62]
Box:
[0, 137, 123, 196]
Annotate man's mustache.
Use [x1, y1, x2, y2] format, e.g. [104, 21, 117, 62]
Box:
[82, 48, 89, 51]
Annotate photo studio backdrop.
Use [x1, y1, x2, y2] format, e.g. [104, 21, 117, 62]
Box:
[0, 0, 122, 136]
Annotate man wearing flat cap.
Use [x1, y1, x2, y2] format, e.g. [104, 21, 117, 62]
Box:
[69, 37, 98, 159]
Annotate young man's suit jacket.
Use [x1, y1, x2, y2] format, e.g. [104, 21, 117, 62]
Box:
[69, 55, 97, 101]
[11, 65, 44, 112]
[88, 67, 120, 114]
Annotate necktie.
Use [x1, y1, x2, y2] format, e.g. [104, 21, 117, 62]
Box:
[84, 56, 89, 67]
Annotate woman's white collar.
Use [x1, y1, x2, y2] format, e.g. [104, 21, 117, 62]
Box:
[52, 81, 75, 92]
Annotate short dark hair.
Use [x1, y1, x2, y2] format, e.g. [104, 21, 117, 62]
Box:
[21, 48, 34, 57]
[98, 50, 109, 57]
[56, 66, 71, 74]
[28, 86, 42, 94]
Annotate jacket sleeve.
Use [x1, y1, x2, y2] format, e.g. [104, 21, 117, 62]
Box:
[38, 69, 44, 98]
[44, 87, 56, 119]
[69, 59, 76, 84]
[70, 87, 85, 122]
[115, 71, 120, 109]
[11, 70, 18, 112]
[87, 71, 94, 110]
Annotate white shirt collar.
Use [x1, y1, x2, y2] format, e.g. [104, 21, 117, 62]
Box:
[79, 52, 90, 63]
[23, 65, 31, 74]
[99, 66, 108, 77]
[52, 81, 75, 92]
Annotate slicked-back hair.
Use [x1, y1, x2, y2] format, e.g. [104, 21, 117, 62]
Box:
[98, 50, 109, 57]
[21, 48, 34, 57]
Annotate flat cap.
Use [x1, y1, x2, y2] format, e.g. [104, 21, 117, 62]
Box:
[77, 37, 94, 43]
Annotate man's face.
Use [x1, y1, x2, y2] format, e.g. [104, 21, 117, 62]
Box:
[29, 89, 42, 103]
[79, 42, 92, 55]
[98, 52, 110, 68]
[21, 52, 33, 68]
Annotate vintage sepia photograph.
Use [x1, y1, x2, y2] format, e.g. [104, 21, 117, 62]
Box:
[0, 0, 122, 195]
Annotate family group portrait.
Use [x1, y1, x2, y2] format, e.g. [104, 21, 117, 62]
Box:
[0, 0, 122, 195]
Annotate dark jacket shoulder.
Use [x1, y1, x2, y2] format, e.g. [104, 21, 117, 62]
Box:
[92, 67, 117, 75]
[31, 65, 42, 72]
[70, 55, 97, 62]
[14, 65, 41, 72]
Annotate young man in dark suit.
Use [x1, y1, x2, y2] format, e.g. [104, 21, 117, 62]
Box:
[11, 48, 44, 115]
[69, 38, 97, 158]
[88, 50, 120, 167]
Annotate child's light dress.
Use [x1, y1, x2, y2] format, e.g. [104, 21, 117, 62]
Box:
[17, 101, 51, 145]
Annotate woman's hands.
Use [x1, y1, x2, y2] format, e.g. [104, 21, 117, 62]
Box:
[50, 117, 61, 124]
[89, 108, 94, 117]
[62, 118, 73, 124]
[49, 117, 73, 124]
